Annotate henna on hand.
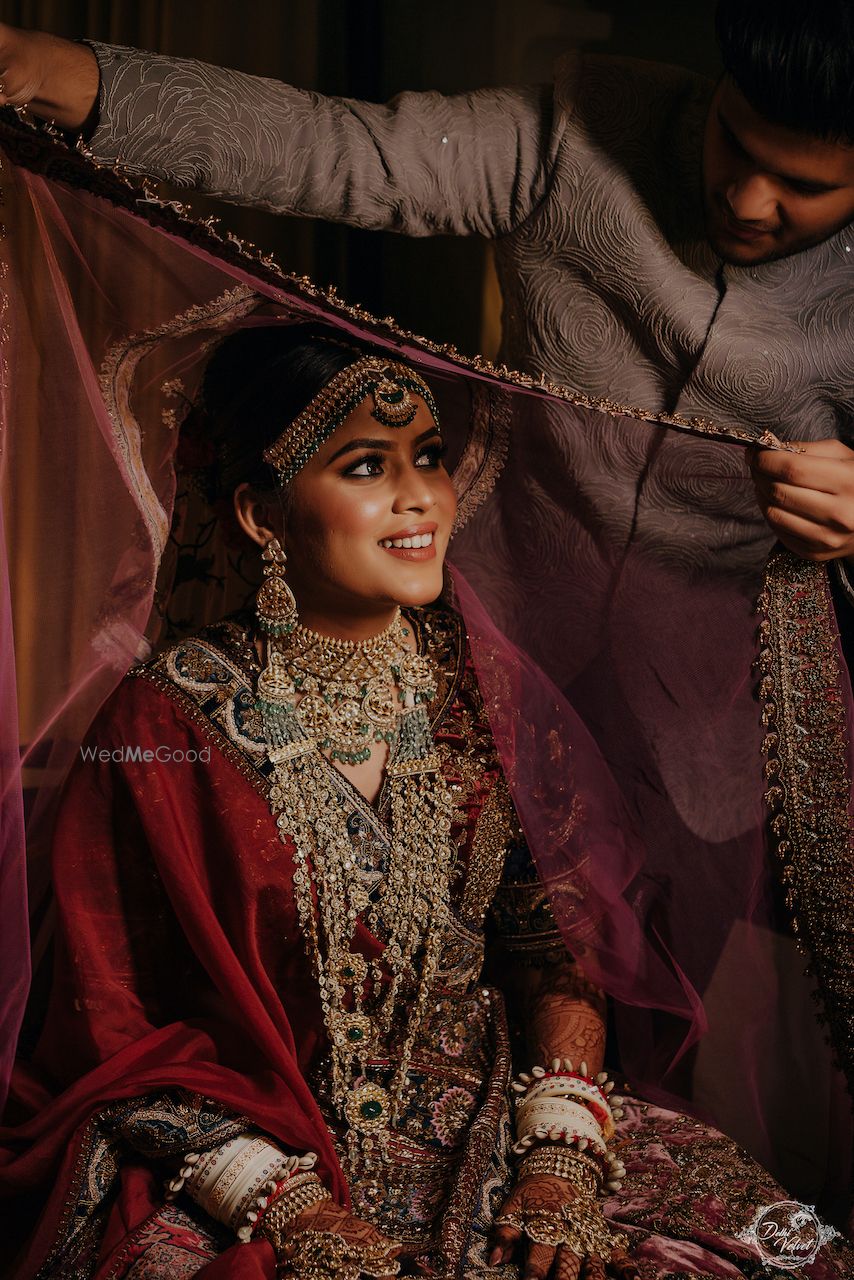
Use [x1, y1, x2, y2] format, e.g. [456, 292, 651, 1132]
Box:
[492, 1173, 635, 1280]
[492, 1173, 581, 1273]
[523, 953, 607, 1074]
[289, 1198, 398, 1251]
[271, 1198, 401, 1280]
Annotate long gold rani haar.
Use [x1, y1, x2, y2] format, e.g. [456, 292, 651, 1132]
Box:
[255, 538, 455, 1176]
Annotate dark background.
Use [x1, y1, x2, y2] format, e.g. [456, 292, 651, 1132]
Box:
[2, 1, 722, 355]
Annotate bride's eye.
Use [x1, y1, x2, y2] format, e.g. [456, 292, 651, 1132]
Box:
[415, 441, 448, 468]
[344, 453, 385, 477]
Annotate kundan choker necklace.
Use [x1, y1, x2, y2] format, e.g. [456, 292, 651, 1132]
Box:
[279, 610, 436, 764]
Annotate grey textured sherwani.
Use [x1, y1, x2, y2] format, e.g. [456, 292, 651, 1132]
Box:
[88, 44, 854, 438]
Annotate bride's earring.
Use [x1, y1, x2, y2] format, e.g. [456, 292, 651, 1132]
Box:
[256, 536, 297, 637]
[256, 537, 298, 711]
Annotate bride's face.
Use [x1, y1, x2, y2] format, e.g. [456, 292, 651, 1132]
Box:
[283, 394, 456, 618]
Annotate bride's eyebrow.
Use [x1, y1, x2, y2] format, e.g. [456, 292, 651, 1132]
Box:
[326, 424, 441, 464]
[326, 436, 394, 463]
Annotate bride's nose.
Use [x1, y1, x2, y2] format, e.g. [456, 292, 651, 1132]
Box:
[391, 465, 436, 514]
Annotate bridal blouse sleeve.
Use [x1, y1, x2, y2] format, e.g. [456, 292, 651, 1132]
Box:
[84, 41, 564, 237]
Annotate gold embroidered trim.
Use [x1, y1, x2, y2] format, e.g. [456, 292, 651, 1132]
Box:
[128, 622, 270, 793]
[98, 284, 258, 557]
[451, 382, 511, 535]
[408, 608, 465, 737]
[439, 990, 513, 1270]
[129, 659, 270, 799]
[757, 548, 854, 1092]
[34, 1119, 121, 1280]
[0, 116, 801, 548]
[459, 775, 513, 927]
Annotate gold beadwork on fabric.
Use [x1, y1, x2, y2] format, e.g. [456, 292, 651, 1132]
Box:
[757, 548, 854, 1098]
[459, 775, 514, 927]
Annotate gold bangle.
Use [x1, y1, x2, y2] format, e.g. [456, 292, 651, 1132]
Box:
[276, 1228, 400, 1280]
[258, 1175, 332, 1255]
[519, 1145, 603, 1194]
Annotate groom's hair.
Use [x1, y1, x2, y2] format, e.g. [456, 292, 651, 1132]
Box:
[716, 0, 854, 144]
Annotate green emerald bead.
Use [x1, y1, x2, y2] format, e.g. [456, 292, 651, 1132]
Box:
[360, 1100, 383, 1120]
[346, 1026, 364, 1042]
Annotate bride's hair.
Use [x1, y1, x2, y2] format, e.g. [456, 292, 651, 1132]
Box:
[196, 322, 370, 502]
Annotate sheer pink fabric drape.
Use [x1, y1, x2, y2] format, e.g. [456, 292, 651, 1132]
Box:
[0, 120, 849, 1203]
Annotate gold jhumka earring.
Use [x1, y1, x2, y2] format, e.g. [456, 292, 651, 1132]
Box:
[255, 536, 299, 711]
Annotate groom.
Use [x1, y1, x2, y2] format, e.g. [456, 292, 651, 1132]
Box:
[1, 0, 853, 565]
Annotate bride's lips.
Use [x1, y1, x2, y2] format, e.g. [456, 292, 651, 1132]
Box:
[378, 523, 438, 561]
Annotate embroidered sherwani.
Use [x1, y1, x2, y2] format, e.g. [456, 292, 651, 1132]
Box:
[84, 45, 854, 439]
[7, 606, 854, 1279]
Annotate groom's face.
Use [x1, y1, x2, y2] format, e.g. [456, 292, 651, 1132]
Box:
[702, 78, 854, 265]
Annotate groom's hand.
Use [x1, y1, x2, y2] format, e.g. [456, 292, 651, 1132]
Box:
[749, 438, 854, 562]
[0, 23, 99, 130]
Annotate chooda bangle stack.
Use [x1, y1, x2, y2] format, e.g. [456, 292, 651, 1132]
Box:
[167, 1134, 324, 1241]
[511, 1058, 627, 1192]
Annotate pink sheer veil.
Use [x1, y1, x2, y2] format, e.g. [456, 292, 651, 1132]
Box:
[0, 117, 851, 1211]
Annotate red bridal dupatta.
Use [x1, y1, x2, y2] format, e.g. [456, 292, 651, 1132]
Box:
[0, 114, 853, 1269]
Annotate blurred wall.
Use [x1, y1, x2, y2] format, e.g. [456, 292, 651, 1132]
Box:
[0, 0, 721, 355]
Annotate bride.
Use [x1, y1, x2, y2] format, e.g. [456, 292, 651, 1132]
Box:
[3, 315, 851, 1279]
[6, 322, 637, 1279]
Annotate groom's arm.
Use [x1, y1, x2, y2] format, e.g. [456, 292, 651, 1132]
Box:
[85, 42, 558, 238]
[0, 24, 562, 239]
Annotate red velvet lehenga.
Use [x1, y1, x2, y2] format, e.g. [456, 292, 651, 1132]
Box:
[2, 605, 850, 1278]
[1, 115, 854, 1279]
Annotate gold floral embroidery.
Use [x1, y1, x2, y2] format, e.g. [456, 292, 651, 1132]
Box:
[757, 549, 854, 1098]
[460, 775, 514, 928]
[451, 383, 511, 535]
[98, 284, 258, 557]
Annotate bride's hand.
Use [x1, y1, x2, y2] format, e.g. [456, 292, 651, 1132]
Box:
[275, 1197, 402, 1280]
[491, 1173, 638, 1280]
[0, 23, 99, 129]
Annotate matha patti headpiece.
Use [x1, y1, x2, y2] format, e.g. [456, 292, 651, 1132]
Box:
[262, 355, 440, 483]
